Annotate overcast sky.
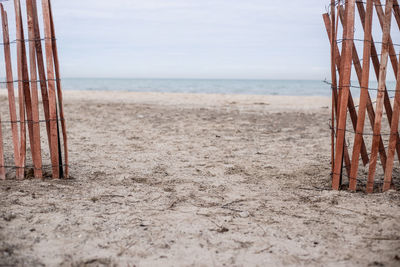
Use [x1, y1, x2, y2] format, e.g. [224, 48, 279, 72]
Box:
[5, 0, 331, 80]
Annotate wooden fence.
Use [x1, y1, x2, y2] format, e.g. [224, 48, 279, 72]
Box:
[0, 0, 67, 180]
[324, 0, 400, 192]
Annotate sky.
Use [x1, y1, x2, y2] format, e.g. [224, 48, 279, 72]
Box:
[3, 0, 333, 80]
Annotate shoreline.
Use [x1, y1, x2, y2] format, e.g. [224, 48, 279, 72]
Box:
[1, 89, 334, 112]
[62, 90, 333, 111]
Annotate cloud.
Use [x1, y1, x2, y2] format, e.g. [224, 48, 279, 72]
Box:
[1, 0, 331, 79]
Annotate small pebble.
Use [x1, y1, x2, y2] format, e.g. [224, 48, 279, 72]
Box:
[240, 211, 250, 218]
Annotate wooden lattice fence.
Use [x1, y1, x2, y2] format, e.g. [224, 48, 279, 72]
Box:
[0, 0, 67, 180]
[324, 0, 400, 192]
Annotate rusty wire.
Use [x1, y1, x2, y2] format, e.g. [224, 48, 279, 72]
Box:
[0, 164, 69, 171]
[323, 80, 400, 92]
[1, 118, 65, 124]
[328, 120, 400, 164]
[336, 38, 400, 48]
[0, 37, 56, 46]
[0, 78, 61, 86]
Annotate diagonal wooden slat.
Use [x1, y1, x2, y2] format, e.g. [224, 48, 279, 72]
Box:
[356, 2, 394, 164]
[350, 0, 387, 191]
[323, 13, 357, 177]
[338, 7, 373, 167]
[327, 8, 388, 186]
[367, 0, 394, 193]
[374, 0, 400, 161]
[383, 54, 400, 191]
[333, 0, 357, 190]
[337, 2, 353, 178]
[330, 0, 337, 177]
[393, 0, 400, 27]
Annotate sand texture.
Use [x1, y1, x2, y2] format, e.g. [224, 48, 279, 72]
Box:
[0, 91, 399, 266]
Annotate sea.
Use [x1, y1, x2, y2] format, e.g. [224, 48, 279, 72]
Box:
[60, 78, 398, 98]
[2, 78, 398, 97]
[60, 78, 331, 96]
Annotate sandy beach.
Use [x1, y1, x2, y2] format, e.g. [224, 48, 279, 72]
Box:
[0, 91, 399, 266]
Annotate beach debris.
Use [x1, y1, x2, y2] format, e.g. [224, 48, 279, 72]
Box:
[2, 213, 16, 222]
[0, 0, 68, 180]
[323, 0, 400, 193]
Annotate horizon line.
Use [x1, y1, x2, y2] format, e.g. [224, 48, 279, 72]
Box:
[62, 77, 328, 81]
[61, 77, 399, 83]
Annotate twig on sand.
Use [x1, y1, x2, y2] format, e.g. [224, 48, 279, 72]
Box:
[221, 199, 245, 213]
[255, 245, 273, 254]
[117, 240, 136, 257]
[166, 197, 186, 210]
[363, 236, 400, 241]
[208, 219, 229, 233]
[298, 186, 328, 192]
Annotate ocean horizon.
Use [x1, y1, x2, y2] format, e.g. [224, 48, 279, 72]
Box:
[1, 78, 397, 97]
[60, 78, 397, 98]
[60, 78, 329, 96]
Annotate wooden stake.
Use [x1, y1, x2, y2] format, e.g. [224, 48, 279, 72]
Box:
[31, 0, 51, 148]
[374, 0, 400, 161]
[330, 0, 336, 177]
[349, 0, 375, 191]
[332, 0, 357, 190]
[41, 0, 60, 178]
[323, 13, 355, 177]
[367, 0, 394, 193]
[383, 55, 400, 191]
[26, 0, 43, 179]
[338, 2, 353, 181]
[323, 6, 360, 183]
[0, 5, 21, 179]
[19, 2, 36, 177]
[356, 2, 391, 155]
[14, 0, 27, 180]
[48, 0, 68, 178]
[337, 7, 371, 166]
[16, 0, 37, 178]
[327, 3, 354, 178]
